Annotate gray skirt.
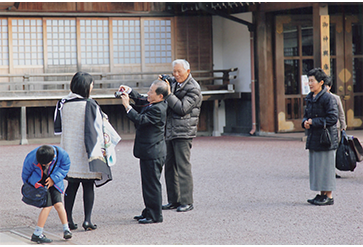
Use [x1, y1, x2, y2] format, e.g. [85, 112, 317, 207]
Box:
[309, 150, 336, 191]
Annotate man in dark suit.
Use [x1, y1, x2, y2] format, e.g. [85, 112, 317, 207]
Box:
[118, 80, 169, 224]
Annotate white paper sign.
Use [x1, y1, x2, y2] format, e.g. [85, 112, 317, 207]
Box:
[301, 75, 310, 95]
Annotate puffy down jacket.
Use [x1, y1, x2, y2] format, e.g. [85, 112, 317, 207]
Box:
[302, 86, 339, 151]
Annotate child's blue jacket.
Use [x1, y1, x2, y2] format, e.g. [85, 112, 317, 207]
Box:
[21, 146, 70, 194]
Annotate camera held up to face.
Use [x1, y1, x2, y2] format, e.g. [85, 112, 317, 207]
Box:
[114, 87, 125, 98]
[161, 74, 172, 82]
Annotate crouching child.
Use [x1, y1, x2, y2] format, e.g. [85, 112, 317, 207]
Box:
[21, 145, 72, 243]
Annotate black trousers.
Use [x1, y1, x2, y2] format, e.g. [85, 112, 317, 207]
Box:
[165, 138, 194, 205]
[139, 157, 164, 222]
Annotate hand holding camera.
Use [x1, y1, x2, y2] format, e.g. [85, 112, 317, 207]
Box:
[159, 74, 172, 83]
[115, 85, 131, 109]
[115, 85, 131, 98]
[114, 91, 125, 98]
[159, 74, 172, 95]
[120, 92, 130, 108]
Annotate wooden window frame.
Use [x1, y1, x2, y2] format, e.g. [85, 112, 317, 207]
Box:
[44, 18, 77, 67]
[0, 18, 8, 68]
[4, 16, 175, 74]
[140, 17, 174, 72]
[111, 18, 141, 65]
[9, 18, 44, 69]
[77, 18, 110, 66]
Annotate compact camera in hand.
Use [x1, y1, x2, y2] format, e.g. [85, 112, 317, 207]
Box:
[114, 91, 125, 98]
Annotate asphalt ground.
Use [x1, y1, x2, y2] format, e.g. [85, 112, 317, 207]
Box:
[0, 130, 363, 245]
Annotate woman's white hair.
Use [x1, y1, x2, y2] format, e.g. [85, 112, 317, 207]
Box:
[172, 59, 190, 70]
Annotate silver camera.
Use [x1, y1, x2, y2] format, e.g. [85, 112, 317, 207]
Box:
[114, 91, 125, 98]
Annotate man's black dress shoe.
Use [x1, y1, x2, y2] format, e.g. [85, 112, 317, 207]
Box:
[133, 215, 145, 220]
[314, 195, 334, 206]
[31, 234, 53, 244]
[177, 204, 194, 212]
[307, 194, 322, 204]
[162, 203, 180, 210]
[138, 218, 162, 224]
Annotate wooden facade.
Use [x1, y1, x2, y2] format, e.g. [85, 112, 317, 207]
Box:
[1, 2, 361, 141]
[0, 2, 220, 141]
[255, 3, 363, 133]
[7, 2, 152, 13]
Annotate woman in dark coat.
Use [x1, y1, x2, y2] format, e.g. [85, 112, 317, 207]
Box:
[302, 68, 338, 206]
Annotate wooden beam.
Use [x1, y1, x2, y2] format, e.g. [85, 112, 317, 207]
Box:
[259, 2, 313, 12]
[313, 3, 321, 68]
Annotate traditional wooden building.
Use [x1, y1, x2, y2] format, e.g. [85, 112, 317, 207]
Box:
[0, 2, 362, 143]
[181, 2, 363, 134]
[254, 2, 363, 134]
[0, 2, 226, 142]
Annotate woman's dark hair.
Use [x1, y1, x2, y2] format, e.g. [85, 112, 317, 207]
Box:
[307, 68, 328, 84]
[70, 72, 94, 98]
[36, 145, 54, 165]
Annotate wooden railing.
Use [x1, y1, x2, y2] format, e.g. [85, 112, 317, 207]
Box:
[0, 68, 239, 106]
[0, 68, 239, 143]
[0, 68, 237, 81]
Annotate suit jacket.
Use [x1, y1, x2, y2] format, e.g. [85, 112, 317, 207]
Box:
[127, 90, 167, 160]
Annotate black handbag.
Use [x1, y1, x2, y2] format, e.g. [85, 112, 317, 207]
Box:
[336, 130, 357, 171]
[320, 119, 331, 147]
[21, 183, 48, 208]
[348, 136, 363, 162]
[21, 147, 58, 208]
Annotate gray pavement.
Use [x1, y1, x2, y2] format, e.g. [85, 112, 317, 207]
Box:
[0, 130, 363, 245]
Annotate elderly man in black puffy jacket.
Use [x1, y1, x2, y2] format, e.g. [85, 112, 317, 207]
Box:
[161, 59, 202, 212]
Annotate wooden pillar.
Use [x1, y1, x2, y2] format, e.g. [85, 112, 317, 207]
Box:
[313, 3, 330, 71]
[108, 17, 114, 73]
[212, 99, 221, 136]
[76, 18, 82, 72]
[256, 11, 275, 133]
[20, 106, 28, 145]
[320, 5, 330, 75]
[313, 3, 321, 68]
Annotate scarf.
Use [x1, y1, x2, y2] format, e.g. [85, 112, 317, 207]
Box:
[54, 92, 84, 135]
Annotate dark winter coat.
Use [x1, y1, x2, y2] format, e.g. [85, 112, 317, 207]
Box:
[302, 86, 339, 151]
[165, 73, 202, 141]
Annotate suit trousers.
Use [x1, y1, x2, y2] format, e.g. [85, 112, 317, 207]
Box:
[165, 138, 193, 205]
[140, 157, 164, 222]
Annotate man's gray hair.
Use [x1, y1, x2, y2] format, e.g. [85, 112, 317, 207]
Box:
[172, 59, 190, 70]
